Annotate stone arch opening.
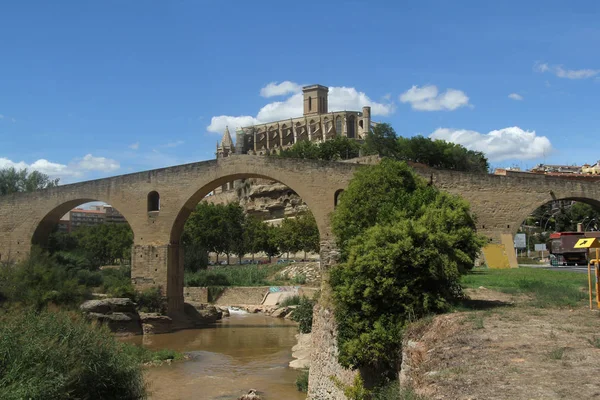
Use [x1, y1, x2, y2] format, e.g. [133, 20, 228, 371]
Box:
[31, 199, 135, 248]
[147, 191, 160, 212]
[167, 171, 330, 313]
[513, 196, 600, 265]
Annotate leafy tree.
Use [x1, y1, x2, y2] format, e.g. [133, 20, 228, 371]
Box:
[264, 224, 282, 262]
[296, 213, 320, 259]
[330, 159, 485, 375]
[0, 167, 59, 195]
[362, 123, 398, 158]
[74, 224, 133, 267]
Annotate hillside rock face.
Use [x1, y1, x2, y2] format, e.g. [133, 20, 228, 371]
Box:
[206, 178, 309, 221]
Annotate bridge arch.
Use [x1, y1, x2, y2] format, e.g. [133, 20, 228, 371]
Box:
[30, 198, 139, 250]
[508, 195, 600, 238]
[164, 160, 347, 314]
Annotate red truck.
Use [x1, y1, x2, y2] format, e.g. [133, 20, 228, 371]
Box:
[549, 231, 600, 266]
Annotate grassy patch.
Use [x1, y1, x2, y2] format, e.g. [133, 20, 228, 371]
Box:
[461, 268, 588, 308]
[185, 263, 288, 287]
[588, 336, 600, 348]
[0, 309, 145, 400]
[121, 343, 185, 364]
[548, 347, 565, 360]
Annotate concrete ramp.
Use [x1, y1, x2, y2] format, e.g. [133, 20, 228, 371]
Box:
[262, 286, 300, 306]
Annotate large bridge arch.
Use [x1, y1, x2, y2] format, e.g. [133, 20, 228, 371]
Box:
[31, 198, 138, 247]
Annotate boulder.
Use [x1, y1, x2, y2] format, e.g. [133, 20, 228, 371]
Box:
[81, 298, 142, 335]
[183, 302, 223, 326]
[239, 389, 261, 400]
[271, 307, 289, 318]
[80, 298, 137, 314]
[140, 312, 173, 335]
[87, 312, 142, 336]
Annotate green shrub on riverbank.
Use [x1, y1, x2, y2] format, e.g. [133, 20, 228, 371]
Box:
[296, 369, 309, 392]
[331, 159, 485, 379]
[0, 310, 146, 400]
[291, 296, 315, 333]
[0, 248, 90, 309]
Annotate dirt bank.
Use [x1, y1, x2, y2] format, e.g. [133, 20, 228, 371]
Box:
[401, 288, 600, 400]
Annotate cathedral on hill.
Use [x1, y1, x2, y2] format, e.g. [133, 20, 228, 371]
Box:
[216, 84, 372, 159]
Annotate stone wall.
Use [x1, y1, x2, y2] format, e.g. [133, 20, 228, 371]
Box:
[183, 287, 208, 303]
[212, 286, 270, 305]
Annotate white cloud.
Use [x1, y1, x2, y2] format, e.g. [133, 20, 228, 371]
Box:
[164, 140, 184, 148]
[75, 154, 119, 172]
[260, 81, 302, 97]
[534, 62, 600, 79]
[0, 154, 120, 181]
[430, 126, 552, 162]
[508, 93, 523, 101]
[207, 82, 394, 134]
[129, 142, 140, 150]
[399, 85, 470, 111]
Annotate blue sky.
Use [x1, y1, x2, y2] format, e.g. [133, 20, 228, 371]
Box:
[1, 0, 599, 183]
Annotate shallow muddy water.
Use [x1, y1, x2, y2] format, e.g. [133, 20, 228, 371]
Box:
[127, 311, 306, 400]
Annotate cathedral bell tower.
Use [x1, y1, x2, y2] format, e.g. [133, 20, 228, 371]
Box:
[302, 84, 329, 116]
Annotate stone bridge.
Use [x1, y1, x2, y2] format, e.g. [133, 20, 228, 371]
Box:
[1, 155, 599, 399]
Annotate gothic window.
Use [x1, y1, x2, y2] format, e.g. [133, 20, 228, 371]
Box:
[309, 96, 312, 111]
[335, 116, 342, 135]
[147, 191, 160, 212]
[347, 115, 356, 139]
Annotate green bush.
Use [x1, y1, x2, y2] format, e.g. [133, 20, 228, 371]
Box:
[291, 273, 307, 285]
[207, 286, 226, 303]
[0, 248, 90, 309]
[291, 296, 315, 333]
[280, 294, 302, 307]
[135, 287, 166, 313]
[331, 159, 485, 375]
[295, 369, 309, 392]
[101, 265, 135, 298]
[0, 310, 146, 399]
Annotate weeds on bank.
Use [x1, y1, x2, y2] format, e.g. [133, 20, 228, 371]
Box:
[185, 263, 289, 287]
[587, 336, 600, 348]
[549, 347, 565, 360]
[295, 369, 309, 392]
[461, 268, 588, 308]
[280, 295, 302, 307]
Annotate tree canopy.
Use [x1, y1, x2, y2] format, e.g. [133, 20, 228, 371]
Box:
[278, 135, 361, 161]
[182, 202, 320, 269]
[0, 167, 59, 195]
[278, 123, 490, 174]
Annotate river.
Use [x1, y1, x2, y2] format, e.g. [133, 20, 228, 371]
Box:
[126, 310, 307, 400]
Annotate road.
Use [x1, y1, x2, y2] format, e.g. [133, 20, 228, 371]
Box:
[519, 264, 591, 274]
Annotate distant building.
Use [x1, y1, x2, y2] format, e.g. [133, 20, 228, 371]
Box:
[531, 164, 582, 174]
[63, 204, 127, 232]
[69, 208, 106, 230]
[582, 161, 600, 175]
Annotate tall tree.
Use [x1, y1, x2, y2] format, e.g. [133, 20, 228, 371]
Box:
[0, 167, 59, 195]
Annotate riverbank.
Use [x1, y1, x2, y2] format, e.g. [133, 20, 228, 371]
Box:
[400, 286, 600, 399]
